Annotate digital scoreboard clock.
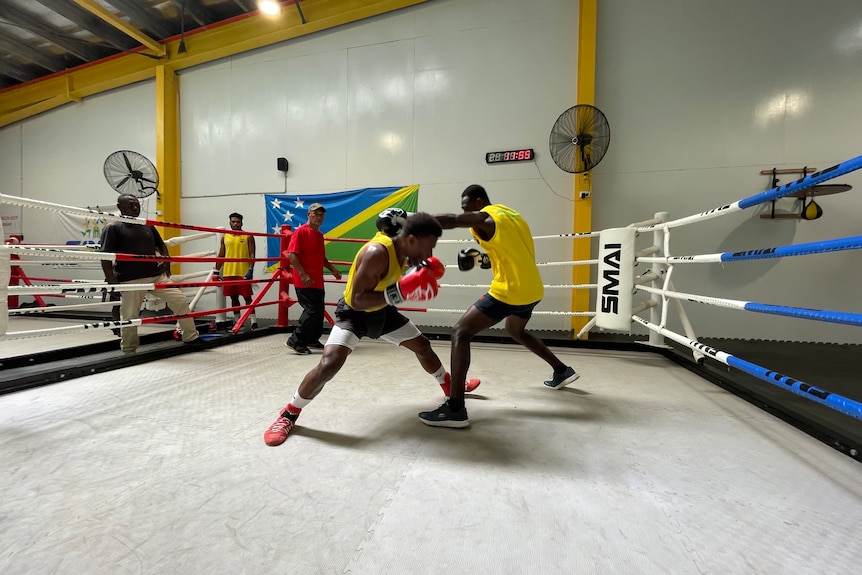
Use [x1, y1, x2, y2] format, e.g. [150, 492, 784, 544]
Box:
[485, 148, 535, 164]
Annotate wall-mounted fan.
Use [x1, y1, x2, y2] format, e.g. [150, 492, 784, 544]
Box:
[103, 150, 160, 198]
[549, 104, 611, 174]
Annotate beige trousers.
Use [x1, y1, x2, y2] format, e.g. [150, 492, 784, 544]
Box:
[119, 273, 199, 352]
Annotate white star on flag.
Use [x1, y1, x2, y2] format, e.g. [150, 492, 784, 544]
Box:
[270, 198, 282, 210]
[283, 210, 295, 222]
[294, 197, 305, 210]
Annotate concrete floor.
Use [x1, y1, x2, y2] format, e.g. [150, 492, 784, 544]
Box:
[0, 331, 860, 575]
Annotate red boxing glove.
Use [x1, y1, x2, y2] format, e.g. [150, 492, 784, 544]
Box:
[423, 256, 445, 280]
[384, 265, 439, 305]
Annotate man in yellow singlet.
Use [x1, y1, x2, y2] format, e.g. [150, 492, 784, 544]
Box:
[215, 212, 257, 330]
[419, 184, 580, 428]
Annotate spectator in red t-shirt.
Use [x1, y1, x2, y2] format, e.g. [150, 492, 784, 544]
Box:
[286, 203, 342, 354]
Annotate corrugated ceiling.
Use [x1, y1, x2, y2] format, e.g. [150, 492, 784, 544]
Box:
[0, 0, 284, 90]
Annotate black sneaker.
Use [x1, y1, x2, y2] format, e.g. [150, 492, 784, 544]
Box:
[307, 341, 325, 349]
[544, 366, 579, 390]
[418, 402, 470, 428]
[286, 339, 311, 355]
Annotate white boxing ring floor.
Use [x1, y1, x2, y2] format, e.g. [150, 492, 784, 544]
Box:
[0, 333, 860, 575]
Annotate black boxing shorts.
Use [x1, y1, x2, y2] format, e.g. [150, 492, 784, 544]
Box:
[473, 293, 539, 324]
[334, 298, 409, 340]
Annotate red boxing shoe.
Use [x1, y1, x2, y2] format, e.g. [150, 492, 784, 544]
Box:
[440, 373, 482, 397]
[264, 406, 301, 446]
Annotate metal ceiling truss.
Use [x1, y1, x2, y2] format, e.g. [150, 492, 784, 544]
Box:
[0, 2, 107, 62]
[169, 0, 217, 28]
[30, 0, 140, 51]
[68, 0, 166, 56]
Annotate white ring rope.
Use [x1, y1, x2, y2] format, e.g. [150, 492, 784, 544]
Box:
[9, 300, 120, 316]
[443, 260, 597, 271]
[5, 320, 141, 339]
[4, 245, 115, 261]
[423, 308, 594, 316]
[439, 283, 596, 290]
[437, 232, 599, 245]
[0, 193, 147, 225]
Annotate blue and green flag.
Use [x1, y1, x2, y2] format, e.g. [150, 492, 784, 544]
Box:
[264, 185, 419, 271]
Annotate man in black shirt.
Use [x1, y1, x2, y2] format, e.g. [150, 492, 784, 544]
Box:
[100, 195, 200, 352]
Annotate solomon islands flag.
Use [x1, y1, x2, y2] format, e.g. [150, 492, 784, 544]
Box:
[264, 185, 419, 272]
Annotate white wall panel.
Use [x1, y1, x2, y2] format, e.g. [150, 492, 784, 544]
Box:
[181, 61, 236, 198]
[236, 10, 418, 67]
[279, 52, 349, 192]
[345, 39, 415, 187]
[0, 125, 23, 238]
[413, 31, 487, 185]
[412, 0, 486, 35]
[227, 60, 291, 195]
[0, 125, 22, 195]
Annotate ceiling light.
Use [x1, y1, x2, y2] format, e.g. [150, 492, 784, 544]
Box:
[258, 0, 282, 16]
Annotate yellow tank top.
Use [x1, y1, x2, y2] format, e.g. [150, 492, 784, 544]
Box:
[470, 204, 543, 305]
[343, 232, 403, 312]
[223, 233, 250, 277]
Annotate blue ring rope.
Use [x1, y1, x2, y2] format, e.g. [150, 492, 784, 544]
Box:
[725, 355, 862, 421]
[631, 315, 862, 421]
[720, 236, 862, 262]
[742, 302, 862, 327]
[737, 154, 862, 209]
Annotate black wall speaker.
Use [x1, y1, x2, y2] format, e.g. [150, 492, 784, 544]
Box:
[277, 157, 289, 172]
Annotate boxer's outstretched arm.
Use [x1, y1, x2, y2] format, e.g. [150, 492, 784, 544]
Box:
[434, 211, 495, 241]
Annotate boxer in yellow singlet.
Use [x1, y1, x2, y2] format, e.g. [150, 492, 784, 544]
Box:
[419, 184, 580, 428]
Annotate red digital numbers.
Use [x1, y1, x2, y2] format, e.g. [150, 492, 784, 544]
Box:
[485, 148, 535, 164]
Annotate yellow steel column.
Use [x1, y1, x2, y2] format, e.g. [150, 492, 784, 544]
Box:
[572, 0, 597, 336]
[155, 65, 181, 268]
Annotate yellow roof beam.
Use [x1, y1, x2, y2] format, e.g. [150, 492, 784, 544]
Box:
[0, 0, 433, 128]
[69, 0, 167, 57]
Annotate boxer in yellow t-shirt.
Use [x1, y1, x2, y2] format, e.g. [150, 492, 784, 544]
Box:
[420, 185, 580, 428]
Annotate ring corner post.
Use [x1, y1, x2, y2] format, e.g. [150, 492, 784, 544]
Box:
[595, 228, 635, 333]
[649, 212, 669, 347]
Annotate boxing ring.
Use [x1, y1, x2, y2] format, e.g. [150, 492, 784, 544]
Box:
[1, 157, 862, 573]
